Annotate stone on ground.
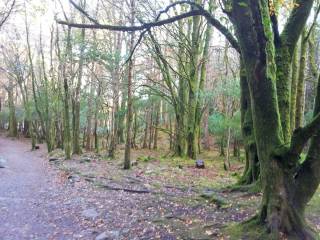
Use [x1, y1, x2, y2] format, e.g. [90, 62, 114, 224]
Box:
[0, 158, 6, 168]
[95, 230, 120, 240]
[81, 208, 100, 219]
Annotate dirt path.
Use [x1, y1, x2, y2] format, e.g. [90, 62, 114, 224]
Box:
[0, 136, 84, 240]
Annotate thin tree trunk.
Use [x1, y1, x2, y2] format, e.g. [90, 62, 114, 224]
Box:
[224, 127, 231, 170]
[124, 0, 135, 169]
[153, 103, 160, 149]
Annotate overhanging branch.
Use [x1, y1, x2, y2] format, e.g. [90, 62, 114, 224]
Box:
[58, 1, 240, 52]
[57, 10, 203, 31]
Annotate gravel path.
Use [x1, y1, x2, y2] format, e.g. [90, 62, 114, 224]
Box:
[0, 136, 83, 240]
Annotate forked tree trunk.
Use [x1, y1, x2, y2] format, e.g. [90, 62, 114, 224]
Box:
[232, 0, 318, 238]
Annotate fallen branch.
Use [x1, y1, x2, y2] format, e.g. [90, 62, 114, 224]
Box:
[99, 184, 153, 194]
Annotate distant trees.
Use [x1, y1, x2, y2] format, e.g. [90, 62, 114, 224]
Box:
[57, 0, 320, 238]
[0, 0, 15, 30]
[1, 1, 320, 238]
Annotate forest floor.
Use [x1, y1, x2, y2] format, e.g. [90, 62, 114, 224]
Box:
[0, 135, 319, 240]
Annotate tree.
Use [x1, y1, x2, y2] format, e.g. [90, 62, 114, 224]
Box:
[0, 0, 15, 30]
[72, 1, 86, 155]
[230, 0, 319, 238]
[56, 0, 320, 237]
[123, 0, 135, 170]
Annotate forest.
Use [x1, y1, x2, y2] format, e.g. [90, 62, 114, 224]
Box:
[0, 0, 319, 239]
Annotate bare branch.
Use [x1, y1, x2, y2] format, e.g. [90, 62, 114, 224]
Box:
[305, 3, 320, 41]
[58, 1, 240, 52]
[0, 0, 15, 29]
[69, 0, 100, 25]
[57, 10, 203, 31]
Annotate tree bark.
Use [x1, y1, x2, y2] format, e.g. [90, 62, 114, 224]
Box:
[239, 61, 259, 184]
[124, 0, 135, 170]
[295, 29, 308, 128]
[231, 1, 317, 238]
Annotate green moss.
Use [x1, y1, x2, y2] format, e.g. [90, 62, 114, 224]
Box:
[306, 188, 320, 219]
[137, 155, 156, 162]
[224, 219, 267, 240]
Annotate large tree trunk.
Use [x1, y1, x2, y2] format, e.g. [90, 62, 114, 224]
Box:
[239, 62, 259, 184]
[186, 7, 201, 160]
[231, 0, 317, 238]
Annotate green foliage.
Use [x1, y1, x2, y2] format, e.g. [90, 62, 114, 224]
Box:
[0, 106, 25, 124]
[0, 107, 10, 123]
[209, 112, 227, 136]
[137, 155, 156, 162]
[208, 111, 240, 136]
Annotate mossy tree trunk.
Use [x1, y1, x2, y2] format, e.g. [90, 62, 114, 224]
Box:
[72, 27, 85, 155]
[231, 0, 319, 238]
[58, 27, 73, 160]
[295, 29, 308, 128]
[239, 61, 259, 184]
[186, 8, 201, 160]
[290, 47, 299, 133]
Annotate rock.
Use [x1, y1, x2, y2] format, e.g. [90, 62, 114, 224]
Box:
[0, 158, 7, 168]
[35, 145, 40, 150]
[81, 208, 100, 219]
[195, 159, 205, 169]
[95, 231, 120, 240]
